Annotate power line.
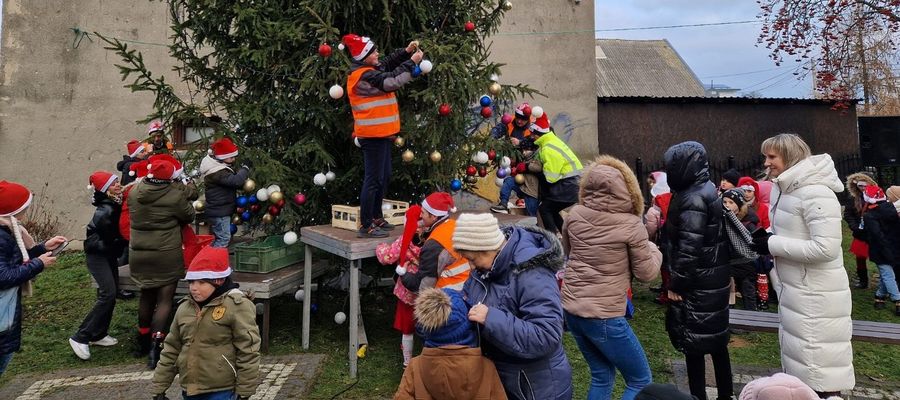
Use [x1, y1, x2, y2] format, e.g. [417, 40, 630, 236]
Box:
[700, 65, 793, 79]
[597, 20, 761, 32]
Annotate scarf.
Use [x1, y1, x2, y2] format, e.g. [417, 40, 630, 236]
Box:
[0, 216, 37, 296]
[724, 209, 758, 261]
[195, 277, 240, 309]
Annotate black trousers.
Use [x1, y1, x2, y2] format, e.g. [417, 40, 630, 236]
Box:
[358, 138, 392, 229]
[72, 253, 119, 343]
[732, 263, 758, 310]
[538, 199, 574, 234]
[685, 346, 733, 400]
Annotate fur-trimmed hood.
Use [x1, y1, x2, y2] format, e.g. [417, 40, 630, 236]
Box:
[415, 288, 453, 332]
[845, 172, 877, 199]
[487, 225, 565, 281]
[579, 155, 644, 216]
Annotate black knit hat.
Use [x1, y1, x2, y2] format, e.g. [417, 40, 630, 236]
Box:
[723, 188, 746, 209]
[635, 384, 698, 400]
[722, 168, 741, 187]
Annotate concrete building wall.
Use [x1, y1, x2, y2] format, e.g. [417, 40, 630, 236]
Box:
[489, 0, 599, 162]
[0, 0, 182, 240]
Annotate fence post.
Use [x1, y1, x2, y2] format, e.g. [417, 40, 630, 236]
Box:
[635, 157, 645, 198]
[727, 155, 735, 170]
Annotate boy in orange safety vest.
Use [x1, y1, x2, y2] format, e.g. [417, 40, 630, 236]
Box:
[342, 33, 423, 238]
[399, 192, 470, 292]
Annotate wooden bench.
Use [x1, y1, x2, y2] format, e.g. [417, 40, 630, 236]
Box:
[96, 261, 330, 352]
[729, 309, 900, 344]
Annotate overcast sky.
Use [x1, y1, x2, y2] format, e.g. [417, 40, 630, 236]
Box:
[595, 0, 813, 98]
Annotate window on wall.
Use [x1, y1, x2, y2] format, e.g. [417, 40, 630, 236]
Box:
[172, 115, 222, 148]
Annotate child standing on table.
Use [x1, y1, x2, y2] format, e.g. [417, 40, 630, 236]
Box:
[152, 246, 260, 400]
[376, 205, 424, 367]
[199, 137, 251, 248]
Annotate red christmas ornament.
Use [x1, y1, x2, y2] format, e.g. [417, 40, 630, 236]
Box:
[516, 162, 527, 174]
[480, 106, 493, 118]
[487, 149, 496, 161]
[250, 204, 261, 213]
[318, 43, 332, 58]
[236, 207, 245, 214]
[276, 199, 286, 208]
[293, 193, 307, 205]
[268, 205, 281, 216]
[478, 167, 488, 177]
[439, 103, 451, 116]
[510, 168, 518, 176]
[466, 165, 477, 176]
[464, 21, 475, 32]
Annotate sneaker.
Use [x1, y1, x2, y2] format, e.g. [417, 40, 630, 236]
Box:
[116, 290, 136, 300]
[90, 335, 118, 347]
[373, 218, 395, 231]
[875, 298, 886, 310]
[490, 203, 509, 214]
[69, 338, 91, 360]
[358, 225, 389, 238]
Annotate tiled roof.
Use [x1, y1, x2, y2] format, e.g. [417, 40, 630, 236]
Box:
[595, 39, 706, 97]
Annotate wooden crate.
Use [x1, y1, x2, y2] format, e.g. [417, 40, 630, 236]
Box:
[332, 200, 409, 231]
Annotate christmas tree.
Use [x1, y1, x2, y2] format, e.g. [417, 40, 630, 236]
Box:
[98, 0, 536, 229]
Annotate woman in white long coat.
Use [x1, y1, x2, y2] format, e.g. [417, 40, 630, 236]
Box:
[750, 133, 854, 398]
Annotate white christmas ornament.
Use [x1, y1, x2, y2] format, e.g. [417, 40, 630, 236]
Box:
[490, 73, 500, 82]
[267, 185, 282, 195]
[334, 311, 347, 325]
[500, 156, 512, 168]
[256, 188, 269, 202]
[395, 265, 407, 276]
[329, 84, 344, 99]
[475, 151, 489, 164]
[283, 231, 298, 245]
[325, 171, 336, 182]
[495, 177, 505, 187]
[294, 289, 305, 302]
[354, 137, 362, 148]
[471, 153, 480, 163]
[419, 60, 433, 74]
[314, 173, 327, 186]
[532, 106, 544, 118]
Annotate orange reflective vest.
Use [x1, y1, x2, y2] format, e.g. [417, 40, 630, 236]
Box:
[347, 67, 401, 138]
[506, 122, 532, 138]
[428, 219, 471, 290]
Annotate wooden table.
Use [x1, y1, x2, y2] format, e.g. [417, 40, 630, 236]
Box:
[299, 212, 536, 378]
[109, 262, 328, 352]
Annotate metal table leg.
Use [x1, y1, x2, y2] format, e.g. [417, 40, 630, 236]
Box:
[261, 299, 271, 353]
[349, 259, 360, 379]
[302, 244, 312, 349]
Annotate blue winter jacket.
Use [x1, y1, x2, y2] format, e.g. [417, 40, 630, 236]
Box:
[462, 225, 573, 400]
[0, 226, 46, 355]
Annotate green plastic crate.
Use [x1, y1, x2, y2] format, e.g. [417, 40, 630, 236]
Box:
[233, 235, 303, 273]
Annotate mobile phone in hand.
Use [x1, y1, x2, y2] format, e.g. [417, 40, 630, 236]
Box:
[50, 241, 70, 257]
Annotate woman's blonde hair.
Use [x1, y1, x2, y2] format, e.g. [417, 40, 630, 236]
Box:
[760, 133, 812, 171]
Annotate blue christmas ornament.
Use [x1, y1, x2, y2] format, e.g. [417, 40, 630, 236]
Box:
[241, 211, 252, 221]
[412, 65, 422, 77]
[450, 179, 462, 191]
[479, 95, 492, 107]
[248, 195, 258, 204]
[230, 224, 238, 234]
[236, 196, 249, 207]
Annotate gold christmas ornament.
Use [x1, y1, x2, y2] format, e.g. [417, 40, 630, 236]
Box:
[269, 191, 284, 203]
[394, 136, 406, 148]
[514, 174, 526, 185]
[192, 200, 206, 212]
[402, 149, 415, 163]
[488, 82, 502, 95]
[242, 179, 257, 193]
[429, 151, 442, 163]
[232, 215, 243, 225]
[262, 213, 274, 224]
[502, 1, 513, 10]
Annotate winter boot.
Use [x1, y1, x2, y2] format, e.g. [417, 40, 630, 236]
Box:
[895, 301, 900, 317]
[855, 268, 869, 289]
[132, 331, 151, 358]
[874, 297, 886, 310]
[490, 203, 509, 214]
[147, 332, 165, 369]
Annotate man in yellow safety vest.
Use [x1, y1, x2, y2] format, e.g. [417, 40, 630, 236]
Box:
[532, 111, 582, 234]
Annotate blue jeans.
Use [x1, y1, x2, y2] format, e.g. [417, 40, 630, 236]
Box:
[498, 177, 539, 216]
[209, 216, 231, 248]
[182, 390, 235, 400]
[0, 352, 14, 376]
[565, 313, 652, 400]
[876, 264, 900, 301]
[358, 138, 392, 229]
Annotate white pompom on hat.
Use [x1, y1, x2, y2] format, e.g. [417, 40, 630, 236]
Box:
[452, 213, 505, 252]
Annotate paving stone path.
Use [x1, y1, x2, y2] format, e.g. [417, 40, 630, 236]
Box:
[0, 354, 324, 400]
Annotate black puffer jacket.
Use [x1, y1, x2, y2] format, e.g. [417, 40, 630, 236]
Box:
[116, 155, 140, 186]
[662, 141, 731, 354]
[84, 192, 126, 256]
[862, 201, 900, 266]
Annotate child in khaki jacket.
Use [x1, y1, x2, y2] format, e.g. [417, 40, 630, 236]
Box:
[152, 246, 260, 400]
[394, 288, 506, 400]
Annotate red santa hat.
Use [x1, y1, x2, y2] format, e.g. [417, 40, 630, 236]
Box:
[147, 159, 176, 181]
[186, 246, 232, 281]
[531, 112, 550, 134]
[0, 181, 33, 217]
[126, 140, 145, 158]
[422, 192, 456, 217]
[89, 171, 119, 193]
[129, 159, 151, 178]
[209, 137, 239, 160]
[341, 34, 376, 61]
[864, 184, 886, 204]
[515, 102, 532, 119]
[149, 154, 183, 178]
[147, 120, 165, 135]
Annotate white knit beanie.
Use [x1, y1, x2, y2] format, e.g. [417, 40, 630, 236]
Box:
[452, 213, 505, 251]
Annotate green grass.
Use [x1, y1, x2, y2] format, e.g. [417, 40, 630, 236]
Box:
[2, 222, 899, 398]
